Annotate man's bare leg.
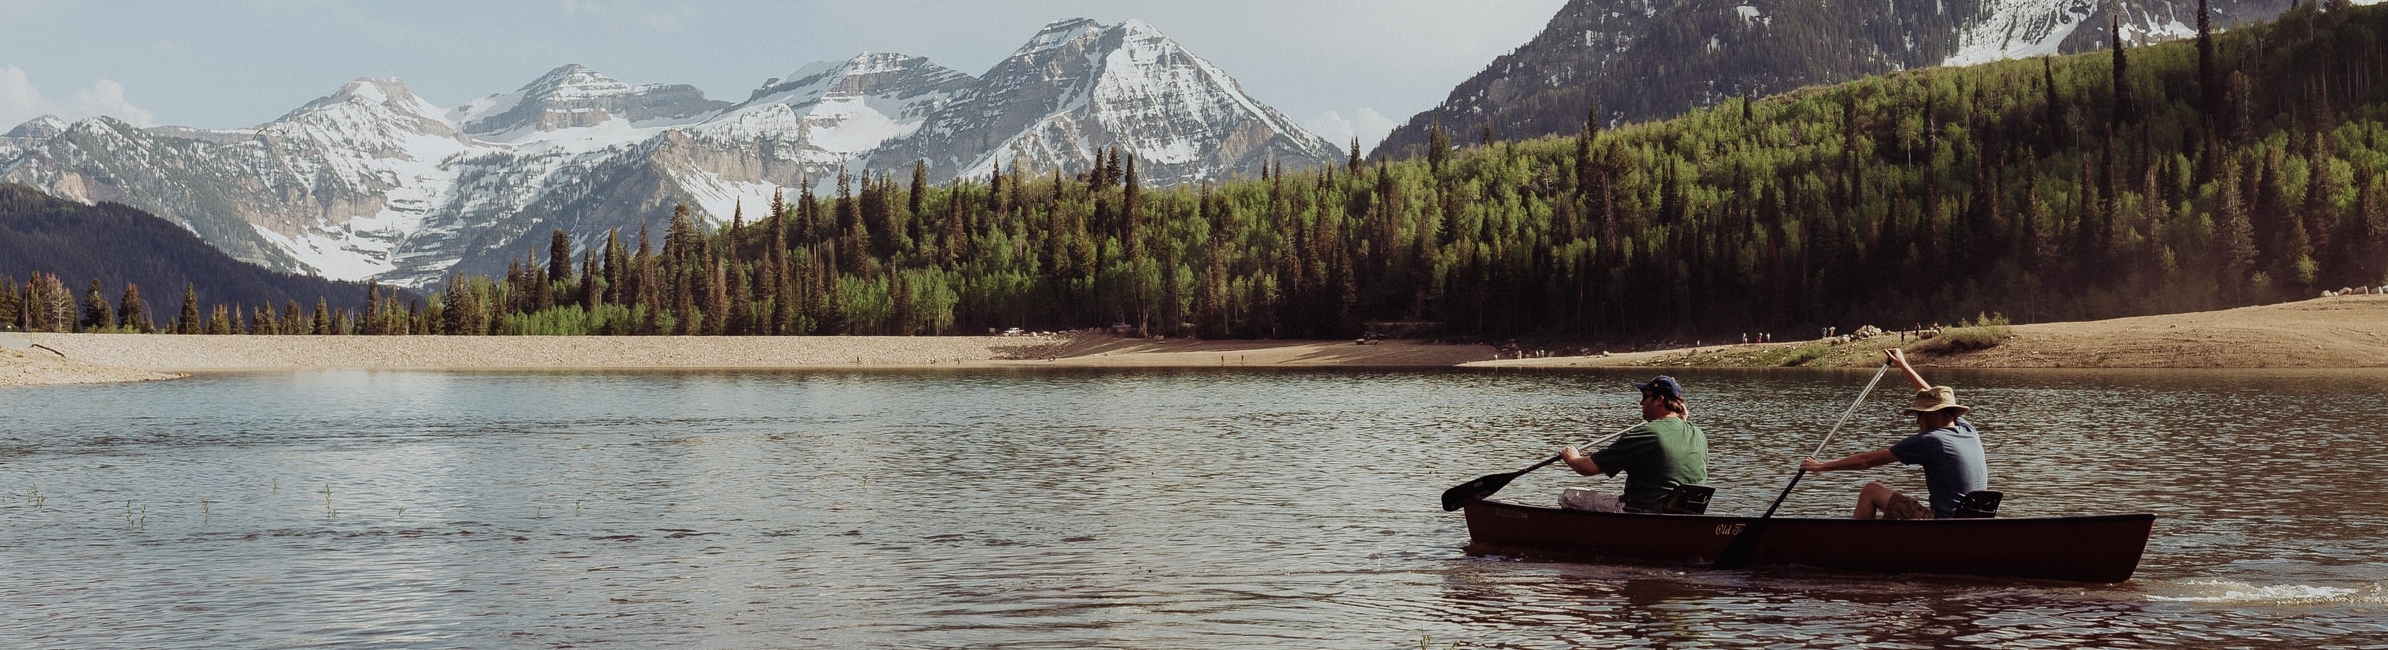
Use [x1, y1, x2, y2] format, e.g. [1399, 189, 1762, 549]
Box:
[1853, 481, 1897, 519]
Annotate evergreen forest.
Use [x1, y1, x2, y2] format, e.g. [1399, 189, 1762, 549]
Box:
[8, 1, 2388, 341]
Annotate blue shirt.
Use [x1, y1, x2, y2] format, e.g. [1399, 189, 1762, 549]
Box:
[1887, 418, 1989, 517]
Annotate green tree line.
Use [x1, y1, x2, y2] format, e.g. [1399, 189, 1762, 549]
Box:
[10, 1, 2388, 340]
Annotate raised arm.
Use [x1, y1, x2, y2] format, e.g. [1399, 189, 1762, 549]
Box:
[1886, 348, 1929, 391]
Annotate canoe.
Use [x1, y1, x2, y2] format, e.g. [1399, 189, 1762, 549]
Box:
[1462, 499, 2155, 583]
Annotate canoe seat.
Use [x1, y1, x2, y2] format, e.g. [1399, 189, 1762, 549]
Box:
[1660, 484, 1714, 515]
[1950, 490, 2003, 518]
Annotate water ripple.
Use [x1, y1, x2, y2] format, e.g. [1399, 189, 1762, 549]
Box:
[0, 368, 2381, 648]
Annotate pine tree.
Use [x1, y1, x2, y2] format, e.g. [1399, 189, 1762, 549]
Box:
[580, 250, 603, 309]
[2042, 57, 2067, 148]
[1123, 154, 1144, 258]
[14, 278, 30, 332]
[363, 283, 384, 335]
[178, 283, 200, 334]
[1348, 138, 1363, 172]
[207, 304, 234, 335]
[313, 297, 332, 335]
[665, 203, 700, 312]
[281, 301, 304, 336]
[82, 279, 114, 332]
[2197, 0, 2221, 123]
[604, 228, 627, 303]
[548, 229, 574, 286]
[2109, 18, 2134, 130]
[119, 283, 151, 333]
[1428, 118, 1450, 175]
[0, 274, 16, 328]
[910, 160, 930, 247]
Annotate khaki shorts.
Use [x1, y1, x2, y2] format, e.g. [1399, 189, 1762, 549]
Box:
[1882, 490, 1935, 520]
[1558, 487, 1624, 513]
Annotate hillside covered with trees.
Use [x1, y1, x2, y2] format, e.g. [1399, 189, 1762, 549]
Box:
[0, 184, 379, 334]
[10, 1, 2387, 341]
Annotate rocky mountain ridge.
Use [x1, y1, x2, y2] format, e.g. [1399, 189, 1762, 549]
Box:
[0, 18, 1334, 287]
[1375, 0, 2312, 161]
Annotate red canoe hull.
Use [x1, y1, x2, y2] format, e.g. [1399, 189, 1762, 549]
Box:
[1463, 500, 2155, 583]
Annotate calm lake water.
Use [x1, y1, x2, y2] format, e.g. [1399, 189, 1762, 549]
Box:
[1, 367, 2383, 648]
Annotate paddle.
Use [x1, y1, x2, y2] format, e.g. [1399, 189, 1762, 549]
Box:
[1440, 425, 1638, 512]
[1712, 361, 1893, 570]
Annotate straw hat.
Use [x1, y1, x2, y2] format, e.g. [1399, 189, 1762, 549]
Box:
[1901, 386, 1971, 416]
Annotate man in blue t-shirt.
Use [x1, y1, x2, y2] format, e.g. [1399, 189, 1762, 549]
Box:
[1799, 348, 1988, 519]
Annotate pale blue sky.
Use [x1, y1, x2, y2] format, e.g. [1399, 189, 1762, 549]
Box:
[0, 0, 1569, 151]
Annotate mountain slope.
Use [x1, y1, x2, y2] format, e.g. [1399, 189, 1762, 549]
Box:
[0, 183, 379, 316]
[1376, 0, 2305, 161]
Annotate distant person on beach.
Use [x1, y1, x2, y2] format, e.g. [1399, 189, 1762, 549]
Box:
[1799, 348, 1989, 519]
[1557, 376, 1708, 513]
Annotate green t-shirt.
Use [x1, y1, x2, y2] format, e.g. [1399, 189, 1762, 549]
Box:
[1587, 417, 1708, 512]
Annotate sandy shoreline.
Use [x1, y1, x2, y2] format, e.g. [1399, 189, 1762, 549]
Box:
[4, 295, 2383, 386]
[1478, 294, 2388, 370]
[0, 331, 1499, 386]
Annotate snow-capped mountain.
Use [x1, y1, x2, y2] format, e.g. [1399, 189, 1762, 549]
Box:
[1943, 0, 2295, 65]
[868, 18, 1338, 186]
[0, 18, 1332, 287]
[0, 114, 68, 161]
[1376, 0, 2311, 161]
[451, 63, 729, 137]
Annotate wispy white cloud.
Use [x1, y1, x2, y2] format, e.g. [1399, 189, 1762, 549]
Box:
[69, 79, 155, 127]
[0, 65, 62, 130]
[1303, 107, 1398, 154]
[0, 66, 156, 130]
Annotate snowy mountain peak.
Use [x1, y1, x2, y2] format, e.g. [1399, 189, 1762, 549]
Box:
[6, 115, 68, 140]
[1021, 17, 1106, 55]
[283, 77, 447, 125]
[869, 15, 1335, 185]
[520, 63, 631, 101]
[1115, 18, 1161, 37]
[453, 64, 729, 137]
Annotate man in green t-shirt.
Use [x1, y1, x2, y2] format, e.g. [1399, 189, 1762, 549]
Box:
[1557, 376, 1710, 513]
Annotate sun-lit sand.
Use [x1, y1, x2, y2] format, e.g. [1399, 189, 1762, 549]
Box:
[5, 294, 2384, 386]
[0, 331, 1497, 386]
[1475, 294, 2388, 370]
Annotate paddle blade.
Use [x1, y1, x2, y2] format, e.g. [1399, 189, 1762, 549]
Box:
[1440, 471, 1519, 511]
[1715, 470, 1808, 569]
[1712, 522, 1766, 569]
